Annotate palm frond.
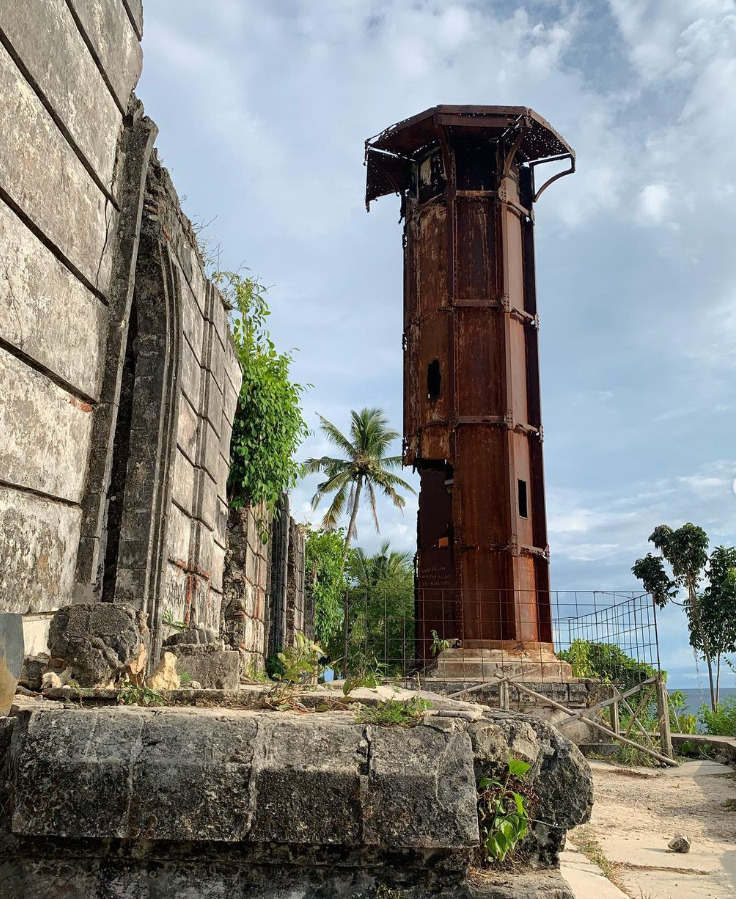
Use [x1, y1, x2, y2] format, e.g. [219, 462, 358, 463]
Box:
[371, 469, 417, 496]
[317, 414, 357, 460]
[321, 482, 349, 530]
[303, 456, 351, 476]
[366, 481, 380, 533]
[311, 469, 353, 509]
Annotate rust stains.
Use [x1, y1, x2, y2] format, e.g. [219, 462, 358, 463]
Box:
[365, 106, 574, 661]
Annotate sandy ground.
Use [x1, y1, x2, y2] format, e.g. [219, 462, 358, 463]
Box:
[561, 758, 736, 899]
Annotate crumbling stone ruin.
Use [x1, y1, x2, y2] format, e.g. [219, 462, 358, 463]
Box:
[0, 0, 239, 660]
[0, 0, 308, 673]
[0, 693, 591, 898]
[0, 3, 594, 897]
[224, 495, 308, 676]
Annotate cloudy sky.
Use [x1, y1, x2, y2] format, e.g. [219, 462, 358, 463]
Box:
[138, 0, 736, 688]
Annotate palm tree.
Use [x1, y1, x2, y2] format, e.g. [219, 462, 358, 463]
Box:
[345, 541, 415, 675]
[349, 541, 414, 592]
[304, 408, 415, 557]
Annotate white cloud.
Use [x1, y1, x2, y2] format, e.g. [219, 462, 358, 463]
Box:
[636, 183, 671, 225]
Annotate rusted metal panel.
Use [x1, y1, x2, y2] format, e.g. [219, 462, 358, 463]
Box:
[366, 106, 573, 661]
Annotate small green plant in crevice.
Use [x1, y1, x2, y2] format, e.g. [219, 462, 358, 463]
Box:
[179, 670, 192, 687]
[163, 609, 187, 632]
[343, 657, 385, 696]
[118, 680, 165, 707]
[430, 629, 451, 657]
[267, 632, 324, 709]
[355, 697, 432, 727]
[477, 758, 535, 864]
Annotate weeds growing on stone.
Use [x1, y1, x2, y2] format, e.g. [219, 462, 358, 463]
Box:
[355, 697, 431, 727]
[118, 681, 165, 707]
[266, 632, 324, 709]
[342, 658, 385, 696]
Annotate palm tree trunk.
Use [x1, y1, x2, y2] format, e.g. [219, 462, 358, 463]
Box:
[341, 476, 363, 677]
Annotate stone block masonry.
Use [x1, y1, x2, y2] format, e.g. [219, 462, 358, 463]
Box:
[223, 501, 311, 674]
[0, 0, 242, 665]
[0, 702, 590, 898]
[0, 0, 138, 635]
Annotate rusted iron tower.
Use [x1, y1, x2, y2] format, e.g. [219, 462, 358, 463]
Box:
[365, 106, 574, 663]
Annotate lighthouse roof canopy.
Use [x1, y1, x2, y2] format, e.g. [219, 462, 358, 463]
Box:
[364, 105, 573, 206]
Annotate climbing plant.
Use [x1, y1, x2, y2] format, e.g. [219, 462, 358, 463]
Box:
[218, 271, 309, 513]
[305, 528, 349, 649]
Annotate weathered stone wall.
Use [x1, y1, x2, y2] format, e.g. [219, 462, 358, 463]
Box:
[0, 0, 142, 625]
[223, 503, 311, 674]
[133, 154, 241, 643]
[223, 504, 271, 673]
[0, 703, 591, 898]
[0, 1, 241, 659]
[285, 517, 306, 645]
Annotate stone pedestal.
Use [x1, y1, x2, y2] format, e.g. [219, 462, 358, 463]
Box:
[433, 646, 574, 682]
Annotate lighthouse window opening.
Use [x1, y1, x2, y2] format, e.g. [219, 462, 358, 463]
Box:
[517, 479, 529, 519]
[427, 360, 441, 400]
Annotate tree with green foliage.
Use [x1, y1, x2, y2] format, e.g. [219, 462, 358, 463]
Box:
[220, 271, 309, 513]
[701, 546, 736, 703]
[633, 523, 718, 709]
[304, 408, 415, 557]
[631, 554, 677, 609]
[305, 528, 349, 650]
[557, 639, 656, 691]
[344, 541, 415, 676]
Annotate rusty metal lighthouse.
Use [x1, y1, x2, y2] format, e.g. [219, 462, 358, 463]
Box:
[365, 106, 574, 671]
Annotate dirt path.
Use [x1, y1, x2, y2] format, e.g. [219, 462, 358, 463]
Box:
[561, 759, 736, 898]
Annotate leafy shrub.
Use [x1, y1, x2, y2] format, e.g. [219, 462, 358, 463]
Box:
[430, 630, 451, 657]
[269, 632, 324, 708]
[306, 529, 348, 649]
[557, 639, 656, 689]
[699, 696, 736, 736]
[220, 271, 309, 514]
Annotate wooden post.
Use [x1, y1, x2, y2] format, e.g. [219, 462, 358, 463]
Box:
[611, 696, 620, 736]
[511, 680, 678, 767]
[499, 680, 510, 711]
[656, 676, 673, 760]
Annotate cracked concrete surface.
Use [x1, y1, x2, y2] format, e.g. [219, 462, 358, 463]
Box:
[561, 758, 736, 898]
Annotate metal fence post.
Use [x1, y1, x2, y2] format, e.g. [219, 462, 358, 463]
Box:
[656, 675, 673, 759]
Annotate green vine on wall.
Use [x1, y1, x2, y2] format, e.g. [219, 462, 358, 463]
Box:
[218, 271, 309, 514]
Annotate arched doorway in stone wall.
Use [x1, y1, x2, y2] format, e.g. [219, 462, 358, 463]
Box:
[74, 113, 180, 657]
[101, 231, 180, 620]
